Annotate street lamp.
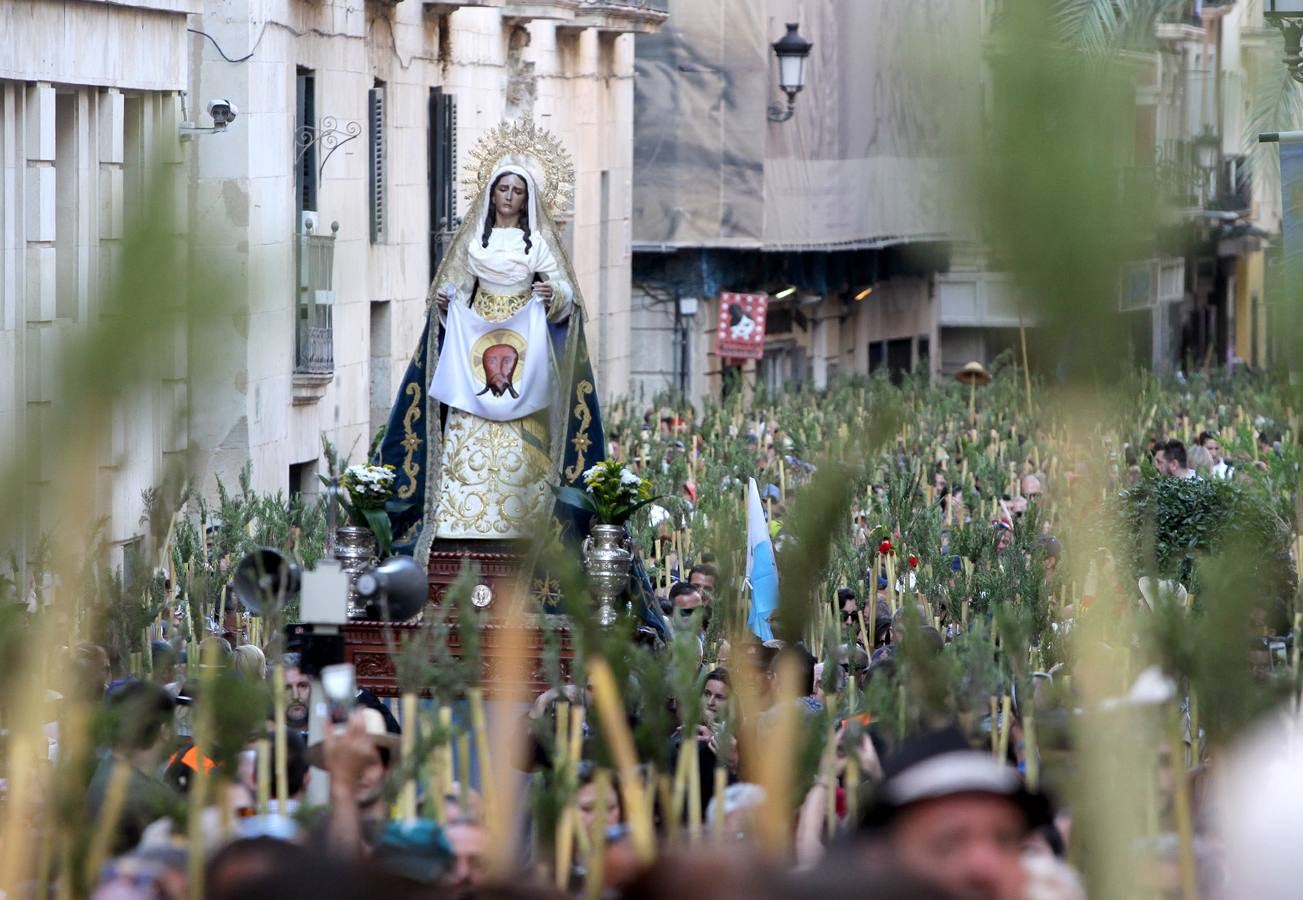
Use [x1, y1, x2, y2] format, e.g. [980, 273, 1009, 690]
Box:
[767, 23, 813, 123]
[1265, 1, 1303, 83]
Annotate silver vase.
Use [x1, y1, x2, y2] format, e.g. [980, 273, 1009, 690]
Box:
[335, 526, 378, 618]
[583, 523, 632, 628]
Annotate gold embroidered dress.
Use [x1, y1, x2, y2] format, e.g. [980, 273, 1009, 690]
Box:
[431, 223, 573, 538]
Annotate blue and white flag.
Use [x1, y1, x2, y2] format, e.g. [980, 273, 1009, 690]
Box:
[746, 477, 780, 641]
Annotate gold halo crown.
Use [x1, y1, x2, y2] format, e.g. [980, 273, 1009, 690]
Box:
[463, 119, 575, 220]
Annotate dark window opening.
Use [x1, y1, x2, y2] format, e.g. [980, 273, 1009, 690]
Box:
[428, 87, 457, 276]
[296, 68, 317, 215]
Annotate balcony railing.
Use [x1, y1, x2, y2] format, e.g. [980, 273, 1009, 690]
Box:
[1116, 161, 1200, 211]
[1120, 139, 1250, 216]
[296, 220, 338, 375]
[1208, 155, 1251, 214]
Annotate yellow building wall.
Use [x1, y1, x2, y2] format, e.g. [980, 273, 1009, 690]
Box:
[1234, 250, 1265, 366]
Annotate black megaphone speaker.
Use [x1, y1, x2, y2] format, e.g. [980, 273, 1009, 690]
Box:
[233, 548, 302, 617]
[354, 555, 426, 621]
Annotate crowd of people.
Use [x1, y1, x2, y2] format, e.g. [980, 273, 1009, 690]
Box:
[56, 631, 1079, 900]
[5, 369, 1303, 899]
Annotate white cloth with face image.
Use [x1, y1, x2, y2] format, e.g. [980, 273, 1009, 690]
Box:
[429, 297, 555, 422]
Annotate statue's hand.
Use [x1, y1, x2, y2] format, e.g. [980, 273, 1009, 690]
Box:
[436, 283, 456, 309]
[532, 281, 554, 303]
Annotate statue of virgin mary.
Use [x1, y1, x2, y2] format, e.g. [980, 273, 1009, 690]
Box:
[375, 121, 606, 565]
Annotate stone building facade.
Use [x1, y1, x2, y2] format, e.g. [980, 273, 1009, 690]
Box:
[1, 0, 663, 572]
[628, 0, 979, 409]
[1, 0, 195, 565]
[190, 0, 662, 503]
[933, 0, 1280, 377]
[630, 0, 1284, 405]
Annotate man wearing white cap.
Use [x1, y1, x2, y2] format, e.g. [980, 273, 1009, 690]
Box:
[858, 728, 1053, 900]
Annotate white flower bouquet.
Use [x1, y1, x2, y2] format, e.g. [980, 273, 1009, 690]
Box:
[341, 464, 397, 509]
[556, 459, 658, 526]
[338, 463, 398, 554]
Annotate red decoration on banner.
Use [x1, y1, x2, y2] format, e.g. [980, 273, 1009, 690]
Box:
[716, 292, 768, 360]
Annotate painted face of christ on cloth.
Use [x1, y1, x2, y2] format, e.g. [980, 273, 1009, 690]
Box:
[477, 343, 520, 398]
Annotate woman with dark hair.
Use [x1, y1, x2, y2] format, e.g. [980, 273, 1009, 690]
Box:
[480, 170, 535, 253]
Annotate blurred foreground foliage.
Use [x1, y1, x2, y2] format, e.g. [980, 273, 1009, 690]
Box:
[1117, 473, 1296, 620]
[1, 462, 327, 673]
[4, 1, 1303, 893]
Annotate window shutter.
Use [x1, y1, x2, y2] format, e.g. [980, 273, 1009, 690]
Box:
[297, 69, 317, 214]
[445, 93, 457, 227]
[429, 89, 458, 272]
[369, 86, 385, 243]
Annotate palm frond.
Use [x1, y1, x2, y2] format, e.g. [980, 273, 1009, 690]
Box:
[1242, 38, 1303, 214]
[1054, 0, 1125, 54]
[1052, 0, 1186, 55]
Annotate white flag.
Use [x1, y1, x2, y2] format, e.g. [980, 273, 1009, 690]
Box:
[429, 299, 555, 422]
[746, 478, 779, 641]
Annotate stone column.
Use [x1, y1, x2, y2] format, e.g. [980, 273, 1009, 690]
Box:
[25, 82, 57, 497]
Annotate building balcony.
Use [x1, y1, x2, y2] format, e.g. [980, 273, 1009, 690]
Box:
[1156, 0, 1209, 37]
[1207, 155, 1252, 216]
[1120, 145, 1248, 221]
[1116, 162, 1203, 220]
[425, 0, 666, 32]
[93, 0, 203, 14]
[573, 0, 668, 32]
[295, 220, 338, 381]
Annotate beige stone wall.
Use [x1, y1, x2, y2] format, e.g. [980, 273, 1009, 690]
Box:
[632, 0, 978, 250]
[1, 0, 192, 573]
[0, 0, 197, 90]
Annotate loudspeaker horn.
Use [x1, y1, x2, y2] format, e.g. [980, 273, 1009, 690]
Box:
[354, 555, 426, 621]
[233, 548, 302, 617]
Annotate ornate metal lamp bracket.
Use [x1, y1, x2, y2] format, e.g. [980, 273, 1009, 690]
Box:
[767, 93, 797, 123]
[295, 116, 363, 177]
[1270, 16, 1303, 84]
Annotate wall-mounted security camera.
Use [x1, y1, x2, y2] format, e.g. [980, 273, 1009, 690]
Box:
[179, 98, 239, 141]
[206, 99, 238, 128]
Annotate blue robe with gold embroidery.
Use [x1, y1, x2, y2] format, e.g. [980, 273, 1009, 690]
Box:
[376, 313, 606, 555]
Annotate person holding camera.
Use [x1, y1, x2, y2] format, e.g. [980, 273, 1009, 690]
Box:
[314, 707, 401, 860]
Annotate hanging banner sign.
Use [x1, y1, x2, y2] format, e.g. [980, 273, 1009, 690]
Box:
[1283, 142, 1303, 292]
[1281, 143, 1303, 369]
[716, 292, 769, 360]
